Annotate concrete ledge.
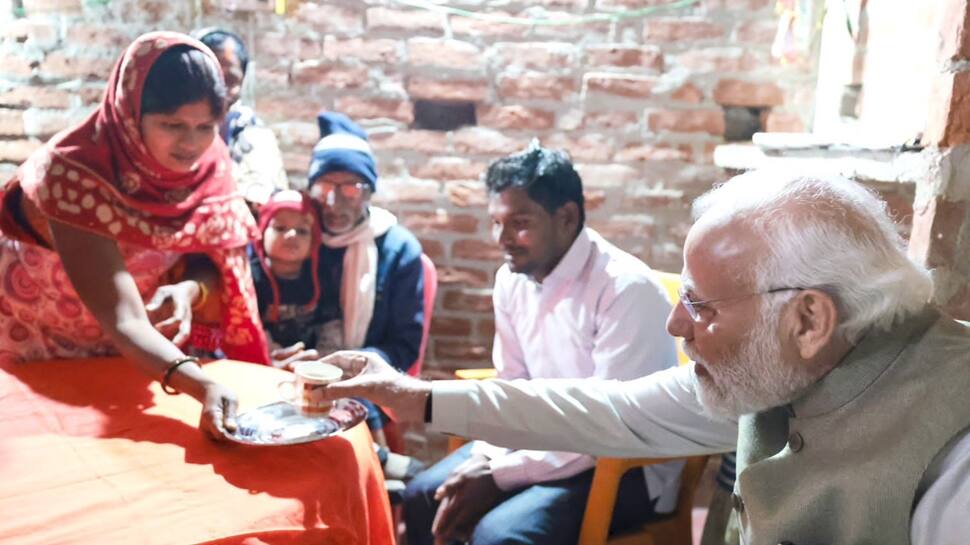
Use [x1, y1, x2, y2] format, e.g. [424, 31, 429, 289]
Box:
[710, 132, 949, 187]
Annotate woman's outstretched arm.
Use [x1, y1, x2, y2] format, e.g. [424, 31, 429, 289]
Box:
[49, 218, 238, 439]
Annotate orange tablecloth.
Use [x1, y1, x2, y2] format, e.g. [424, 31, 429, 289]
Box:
[0, 358, 394, 545]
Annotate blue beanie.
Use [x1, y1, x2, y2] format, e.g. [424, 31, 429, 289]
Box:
[307, 111, 378, 191]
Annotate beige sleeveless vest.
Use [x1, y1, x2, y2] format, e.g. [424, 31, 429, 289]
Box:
[734, 310, 970, 545]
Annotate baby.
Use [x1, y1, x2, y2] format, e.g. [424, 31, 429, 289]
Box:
[251, 190, 322, 353]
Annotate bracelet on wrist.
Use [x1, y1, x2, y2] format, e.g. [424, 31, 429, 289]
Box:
[161, 356, 200, 395]
[190, 280, 209, 312]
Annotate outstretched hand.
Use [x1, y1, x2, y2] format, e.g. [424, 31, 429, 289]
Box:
[270, 342, 321, 370]
[198, 382, 238, 441]
[147, 280, 200, 347]
[320, 350, 431, 422]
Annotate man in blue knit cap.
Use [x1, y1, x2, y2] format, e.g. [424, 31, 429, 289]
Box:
[299, 111, 426, 483]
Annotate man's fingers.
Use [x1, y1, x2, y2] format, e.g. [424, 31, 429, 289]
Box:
[432, 492, 468, 542]
[320, 375, 375, 400]
[320, 350, 371, 375]
[434, 468, 466, 500]
[431, 494, 455, 538]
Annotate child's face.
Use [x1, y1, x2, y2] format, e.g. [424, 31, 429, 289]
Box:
[263, 209, 314, 264]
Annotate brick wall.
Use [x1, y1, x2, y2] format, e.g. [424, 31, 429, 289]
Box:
[912, 0, 970, 320]
[0, 0, 818, 372]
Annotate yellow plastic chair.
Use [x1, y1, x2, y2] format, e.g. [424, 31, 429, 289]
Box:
[654, 270, 689, 365]
[577, 455, 709, 545]
[578, 270, 705, 545]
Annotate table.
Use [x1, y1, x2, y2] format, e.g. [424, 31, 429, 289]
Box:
[0, 358, 394, 545]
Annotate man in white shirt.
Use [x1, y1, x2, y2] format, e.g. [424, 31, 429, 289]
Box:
[401, 143, 681, 545]
[320, 169, 970, 545]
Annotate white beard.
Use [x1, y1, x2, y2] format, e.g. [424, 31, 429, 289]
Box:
[686, 301, 823, 419]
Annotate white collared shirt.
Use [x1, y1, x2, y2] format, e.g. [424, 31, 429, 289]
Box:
[473, 228, 683, 511]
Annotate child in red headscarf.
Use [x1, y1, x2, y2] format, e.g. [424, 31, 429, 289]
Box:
[250, 190, 324, 353]
[0, 32, 269, 439]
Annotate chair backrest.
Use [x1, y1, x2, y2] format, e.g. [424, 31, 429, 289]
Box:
[654, 271, 689, 366]
[409, 253, 437, 377]
[384, 254, 438, 453]
[673, 455, 710, 520]
[577, 454, 710, 545]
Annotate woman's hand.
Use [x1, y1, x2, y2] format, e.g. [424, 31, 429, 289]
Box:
[270, 342, 321, 370]
[146, 280, 201, 346]
[198, 382, 239, 441]
[47, 221, 234, 441]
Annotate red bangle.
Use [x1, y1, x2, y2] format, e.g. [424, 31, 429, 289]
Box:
[161, 356, 200, 395]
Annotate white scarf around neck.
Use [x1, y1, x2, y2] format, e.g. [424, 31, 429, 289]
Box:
[320, 206, 397, 348]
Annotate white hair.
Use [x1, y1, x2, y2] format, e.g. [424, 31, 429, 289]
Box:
[692, 169, 932, 343]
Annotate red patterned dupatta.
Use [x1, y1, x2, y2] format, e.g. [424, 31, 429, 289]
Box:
[0, 32, 269, 364]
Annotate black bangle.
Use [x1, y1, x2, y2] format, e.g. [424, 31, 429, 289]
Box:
[161, 356, 200, 395]
[423, 392, 433, 423]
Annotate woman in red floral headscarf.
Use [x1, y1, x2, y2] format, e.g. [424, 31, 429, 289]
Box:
[0, 31, 270, 439]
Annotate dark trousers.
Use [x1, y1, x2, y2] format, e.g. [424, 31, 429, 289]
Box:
[403, 443, 657, 545]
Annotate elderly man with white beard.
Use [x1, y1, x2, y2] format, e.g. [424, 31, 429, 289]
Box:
[319, 170, 970, 545]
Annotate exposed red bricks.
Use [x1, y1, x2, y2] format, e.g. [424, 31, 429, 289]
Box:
[446, 181, 490, 208]
[290, 61, 369, 89]
[647, 109, 726, 135]
[643, 18, 726, 42]
[366, 7, 443, 34]
[585, 45, 663, 71]
[407, 38, 484, 71]
[443, 290, 493, 313]
[402, 212, 479, 235]
[430, 316, 473, 337]
[476, 105, 555, 131]
[496, 72, 578, 101]
[490, 43, 576, 70]
[713, 79, 784, 107]
[0, 0, 837, 371]
[452, 239, 503, 261]
[406, 78, 489, 102]
[334, 96, 414, 124]
[584, 73, 655, 99]
[412, 158, 487, 181]
[323, 37, 399, 64]
[295, 3, 364, 32]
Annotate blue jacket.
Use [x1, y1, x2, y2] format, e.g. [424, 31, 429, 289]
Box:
[317, 224, 424, 373]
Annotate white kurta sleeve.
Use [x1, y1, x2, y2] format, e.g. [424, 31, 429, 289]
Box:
[430, 365, 738, 458]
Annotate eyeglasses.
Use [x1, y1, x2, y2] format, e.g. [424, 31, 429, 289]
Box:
[677, 286, 804, 322]
[314, 181, 370, 200]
